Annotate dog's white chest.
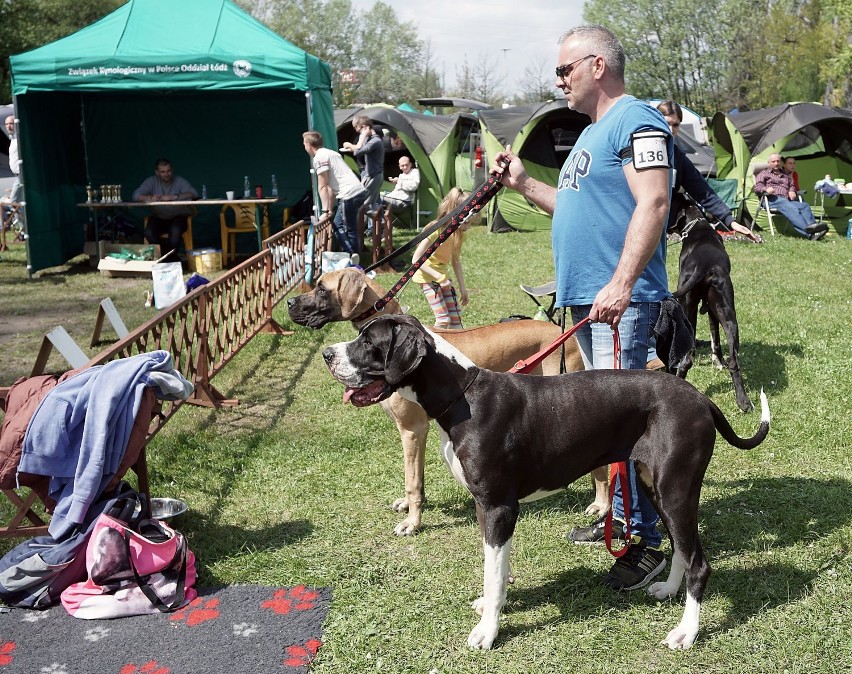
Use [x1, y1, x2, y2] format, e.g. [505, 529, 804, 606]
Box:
[438, 429, 470, 490]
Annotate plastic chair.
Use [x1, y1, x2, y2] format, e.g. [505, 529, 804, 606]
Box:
[219, 203, 269, 266]
[144, 207, 195, 258]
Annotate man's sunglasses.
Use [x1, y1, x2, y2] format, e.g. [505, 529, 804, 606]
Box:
[555, 55, 597, 80]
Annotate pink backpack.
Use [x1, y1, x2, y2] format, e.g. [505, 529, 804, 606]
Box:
[61, 513, 197, 619]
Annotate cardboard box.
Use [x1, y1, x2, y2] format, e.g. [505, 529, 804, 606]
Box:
[97, 242, 162, 277]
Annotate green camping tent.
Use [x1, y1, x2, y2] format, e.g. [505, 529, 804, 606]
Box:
[479, 100, 591, 231]
[709, 103, 852, 233]
[10, 0, 335, 273]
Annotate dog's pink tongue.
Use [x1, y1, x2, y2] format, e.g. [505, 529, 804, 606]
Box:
[343, 387, 356, 404]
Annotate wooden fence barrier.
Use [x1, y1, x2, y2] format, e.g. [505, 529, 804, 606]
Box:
[0, 217, 335, 537]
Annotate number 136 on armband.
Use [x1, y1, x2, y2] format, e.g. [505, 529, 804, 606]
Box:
[630, 130, 669, 170]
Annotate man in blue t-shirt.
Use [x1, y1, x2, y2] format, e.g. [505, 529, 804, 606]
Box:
[495, 24, 673, 592]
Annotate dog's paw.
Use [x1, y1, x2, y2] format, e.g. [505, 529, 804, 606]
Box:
[647, 581, 679, 600]
[393, 518, 418, 536]
[391, 497, 409, 512]
[711, 355, 726, 370]
[584, 501, 609, 517]
[661, 624, 697, 650]
[467, 619, 499, 650]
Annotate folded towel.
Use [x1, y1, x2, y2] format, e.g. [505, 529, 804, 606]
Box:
[654, 297, 694, 375]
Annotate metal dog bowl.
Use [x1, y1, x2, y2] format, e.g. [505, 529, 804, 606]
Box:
[150, 497, 188, 520]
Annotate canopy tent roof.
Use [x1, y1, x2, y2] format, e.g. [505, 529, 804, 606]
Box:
[11, 0, 331, 96]
[9, 0, 334, 274]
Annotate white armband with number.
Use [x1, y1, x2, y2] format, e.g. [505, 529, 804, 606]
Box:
[629, 130, 669, 170]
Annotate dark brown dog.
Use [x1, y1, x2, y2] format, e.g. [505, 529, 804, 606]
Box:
[671, 204, 753, 412]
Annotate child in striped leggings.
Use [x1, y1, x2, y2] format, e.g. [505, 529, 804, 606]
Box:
[411, 188, 470, 329]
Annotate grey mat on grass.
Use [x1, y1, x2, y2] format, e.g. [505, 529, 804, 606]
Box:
[0, 584, 331, 673]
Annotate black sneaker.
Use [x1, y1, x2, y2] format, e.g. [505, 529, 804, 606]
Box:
[566, 514, 627, 545]
[601, 543, 666, 591]
[805, 222, 828, 234]
[810, 229, 827, 241]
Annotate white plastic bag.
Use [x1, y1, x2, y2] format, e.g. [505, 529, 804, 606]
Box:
[321, 251, 354, 275]
[151, 262, 186, 309]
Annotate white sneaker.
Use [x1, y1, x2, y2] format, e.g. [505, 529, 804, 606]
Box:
[349, 252, 360, 267]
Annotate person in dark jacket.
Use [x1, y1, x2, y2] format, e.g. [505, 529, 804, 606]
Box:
[656, 100, 761, 242]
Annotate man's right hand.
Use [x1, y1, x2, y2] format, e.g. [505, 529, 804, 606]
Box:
[492, 145, 528, 191]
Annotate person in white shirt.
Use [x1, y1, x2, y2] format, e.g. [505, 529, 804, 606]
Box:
[3, 115, 25, 228]
[382, 156, 420, 210]
[303, 131, 367, 257]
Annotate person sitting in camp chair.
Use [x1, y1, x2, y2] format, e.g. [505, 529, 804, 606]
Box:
[380, 156, 420, 218]
[754, 153, 827, 240]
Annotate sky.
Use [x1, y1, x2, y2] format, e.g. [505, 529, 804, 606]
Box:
[350, 0, 586, 99]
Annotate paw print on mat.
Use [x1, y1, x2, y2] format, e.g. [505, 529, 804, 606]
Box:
[284, 639, 322, 669]
[119, 661, 170, 674]
[262, 585, 319, 615]
[0, 642, 15, 666]
[169, 597, 220, 627]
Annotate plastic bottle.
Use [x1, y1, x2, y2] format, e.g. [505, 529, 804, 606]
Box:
[533, 306, 549, 321]
[243, 176, 250, 198]
[847, 218, 852, 240]
[271, 174, 279, 198]
[201, 184, 208, 200]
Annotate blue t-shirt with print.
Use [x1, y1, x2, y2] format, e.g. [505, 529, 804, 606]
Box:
[552, 96, 672, 307]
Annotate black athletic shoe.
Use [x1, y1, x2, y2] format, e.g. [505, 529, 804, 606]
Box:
[601, 543, 666, 591]
[810, 229, 828, 241]
[566, 515, 627, 544]
[805, 222, 828, 234]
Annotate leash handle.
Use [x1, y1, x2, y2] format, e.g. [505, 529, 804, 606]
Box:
[606, 325, 632, 557]
[353, 158, 510, 323]
[511, 316, 631, 556]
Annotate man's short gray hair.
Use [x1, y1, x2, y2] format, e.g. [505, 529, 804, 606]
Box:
[558, 24, 625, 81]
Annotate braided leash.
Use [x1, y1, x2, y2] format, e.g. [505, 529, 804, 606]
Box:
[353, 159, 509, 323]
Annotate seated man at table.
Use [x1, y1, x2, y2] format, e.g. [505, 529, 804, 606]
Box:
[132, 158, 197, 261]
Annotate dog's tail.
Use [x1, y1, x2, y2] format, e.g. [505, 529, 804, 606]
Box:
[672, 273, 703, 299]
[710, 389, 770, 449]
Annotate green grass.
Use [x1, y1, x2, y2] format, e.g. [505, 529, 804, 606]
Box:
[1, 226, 851, 673]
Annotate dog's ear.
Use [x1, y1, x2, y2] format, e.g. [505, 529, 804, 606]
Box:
[338, 268, 370, 319]
[383, 319, 427, 385]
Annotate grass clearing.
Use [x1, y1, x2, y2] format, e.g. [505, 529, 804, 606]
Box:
[1, 226, 851, 672]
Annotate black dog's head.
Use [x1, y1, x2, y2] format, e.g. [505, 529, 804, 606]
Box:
[322, 315, 429, 407]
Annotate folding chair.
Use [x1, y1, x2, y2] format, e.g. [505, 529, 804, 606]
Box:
[752, 163, 805, 238]
[519, 281, 558, 325]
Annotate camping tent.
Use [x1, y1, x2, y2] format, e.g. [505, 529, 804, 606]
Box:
[335, 105, 478, 218]
[479, 100, 591, 231]
[10, 0, 335, 273]
[709, 103, 852, 231]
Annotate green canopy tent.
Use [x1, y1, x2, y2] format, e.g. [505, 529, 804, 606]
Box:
[479, 100, 590, 232]
[10, 0, 335, 273]
[709, 103, 852, 233]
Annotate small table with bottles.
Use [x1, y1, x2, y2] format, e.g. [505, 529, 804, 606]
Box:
[79, 189, 281, 253]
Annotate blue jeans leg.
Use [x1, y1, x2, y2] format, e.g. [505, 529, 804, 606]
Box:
[767, 196, 815, 237]
[570, 303, 662, 548]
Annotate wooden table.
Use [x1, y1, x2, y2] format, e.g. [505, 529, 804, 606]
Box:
[79, 197, 280, 252]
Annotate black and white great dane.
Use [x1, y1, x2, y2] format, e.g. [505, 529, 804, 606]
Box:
[322, 314, 770, 650]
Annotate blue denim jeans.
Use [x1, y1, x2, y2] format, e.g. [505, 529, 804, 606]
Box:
[765, 195, 816, 237]
[570, 303, 662, 548]
[333, 190, 367, 254]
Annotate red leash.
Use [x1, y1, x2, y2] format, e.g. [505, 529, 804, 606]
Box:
[510, 315, 631, 558]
